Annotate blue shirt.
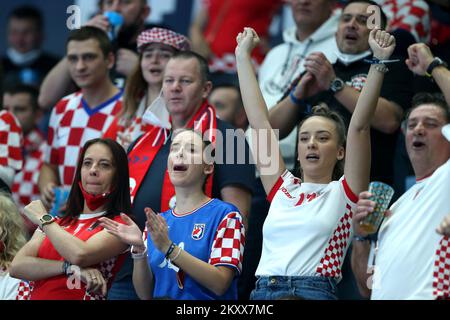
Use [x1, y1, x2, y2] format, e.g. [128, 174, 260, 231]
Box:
[147, 198, 245, 300]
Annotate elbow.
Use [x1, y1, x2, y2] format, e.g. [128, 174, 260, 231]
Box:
[9, 256, 26, 280]
[356, 281, 372, 299]
[38, 93, 52, 111]
[209, 277, 233, 297]
[377, 119, 400, 134]
[210, 284, 229, 297]
[66, 250, 90, 268]
[9, 259, 20, 279]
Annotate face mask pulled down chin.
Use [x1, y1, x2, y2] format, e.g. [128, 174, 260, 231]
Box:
[78, 181, 111, 211]
[142, 91, 171, 130]
[335, 49, 372, 66]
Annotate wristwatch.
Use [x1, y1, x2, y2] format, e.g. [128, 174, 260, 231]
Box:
[39, 214, 56, 228]
[426, 57, 448, 77]
[330, 77, 345, 93]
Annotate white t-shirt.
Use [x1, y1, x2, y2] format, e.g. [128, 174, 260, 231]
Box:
[0, 270, 20, 300]
[256, 170, 358, 280]
[371, 159, 450, 300]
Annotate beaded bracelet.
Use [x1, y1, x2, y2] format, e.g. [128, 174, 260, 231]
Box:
[170, 246, 183, 263]
[364, 57, 400, 65]
[131, 245, 148, 260]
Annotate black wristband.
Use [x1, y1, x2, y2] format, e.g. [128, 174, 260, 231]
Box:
[164, 242, 176, 259]
[353, 235, 371, 242]
[62, 260, 73, 276]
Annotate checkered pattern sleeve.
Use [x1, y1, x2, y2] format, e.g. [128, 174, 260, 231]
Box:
[208, 212, 245, 274]
[382, 0, 430, 43]
[0, 110, 23, 171]
[433, 236, 450, 299]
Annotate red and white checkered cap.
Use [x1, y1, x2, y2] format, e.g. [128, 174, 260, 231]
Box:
[137, 27, 191, 52]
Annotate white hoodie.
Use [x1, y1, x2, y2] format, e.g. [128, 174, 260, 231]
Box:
[258, 11, 340, 170]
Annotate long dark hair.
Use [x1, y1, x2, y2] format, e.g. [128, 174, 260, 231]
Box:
[62, 138, 132, 224]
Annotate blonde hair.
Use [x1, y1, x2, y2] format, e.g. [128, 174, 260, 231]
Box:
[0, 192, 26, 270]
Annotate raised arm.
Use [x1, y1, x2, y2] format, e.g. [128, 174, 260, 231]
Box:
[38, 58, 77, 110]
[235, 27, 285, 194]
[406, 43, 450, 105]
[189, 7, 211, 59]
[344, 29, 396, 195]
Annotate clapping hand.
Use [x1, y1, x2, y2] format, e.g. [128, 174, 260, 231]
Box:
[368, 29, 396, 61]
[145, 207, 171, 254]
[99, 213, 144, 247]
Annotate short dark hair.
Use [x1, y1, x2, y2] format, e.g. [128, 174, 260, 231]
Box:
[170, 51, 210, 83]
[8, 5, 43, 30]
[211, 83, 243, 109]
[405, 92, 450, 124]
[98, 0, 147, 9]
[3, 84, 39, 112]
[342, 0, 388, 30]
[63, 138, 132, 224]
[66, 26, 112, 58]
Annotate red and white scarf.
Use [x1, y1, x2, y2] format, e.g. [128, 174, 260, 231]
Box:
[128, 100, 217, 212]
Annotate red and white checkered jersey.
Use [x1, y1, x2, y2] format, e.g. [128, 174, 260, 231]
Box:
[372, 159, 450, 300]
[12, 128, 45, 210]
[256, 170, 358, 280]
[44, 91, 122, 188]
[0, 110, 23, 172]
[378, 0, 430, 43]
[209, 211, 245, 273]
[104, 98, 150, 148]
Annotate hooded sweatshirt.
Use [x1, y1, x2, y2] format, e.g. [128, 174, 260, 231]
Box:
[258, 11, 340, 170]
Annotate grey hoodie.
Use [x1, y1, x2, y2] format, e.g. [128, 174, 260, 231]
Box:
[257, 11, 340, 170]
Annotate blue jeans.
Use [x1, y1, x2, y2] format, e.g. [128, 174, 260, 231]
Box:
[107, 275, 140, 300]
[250, 276, 338, 300]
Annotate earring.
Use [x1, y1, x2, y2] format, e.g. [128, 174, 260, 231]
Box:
[0, 240, 5, 253]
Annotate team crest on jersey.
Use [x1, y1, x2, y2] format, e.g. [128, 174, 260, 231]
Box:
[192, 224, 206, 240]
[350, 74, 367, 92]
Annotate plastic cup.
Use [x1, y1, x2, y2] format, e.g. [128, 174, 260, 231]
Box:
[359, 181, 394, 234]
[103, 11, 124, 41]
[50, 187, 70, 217]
